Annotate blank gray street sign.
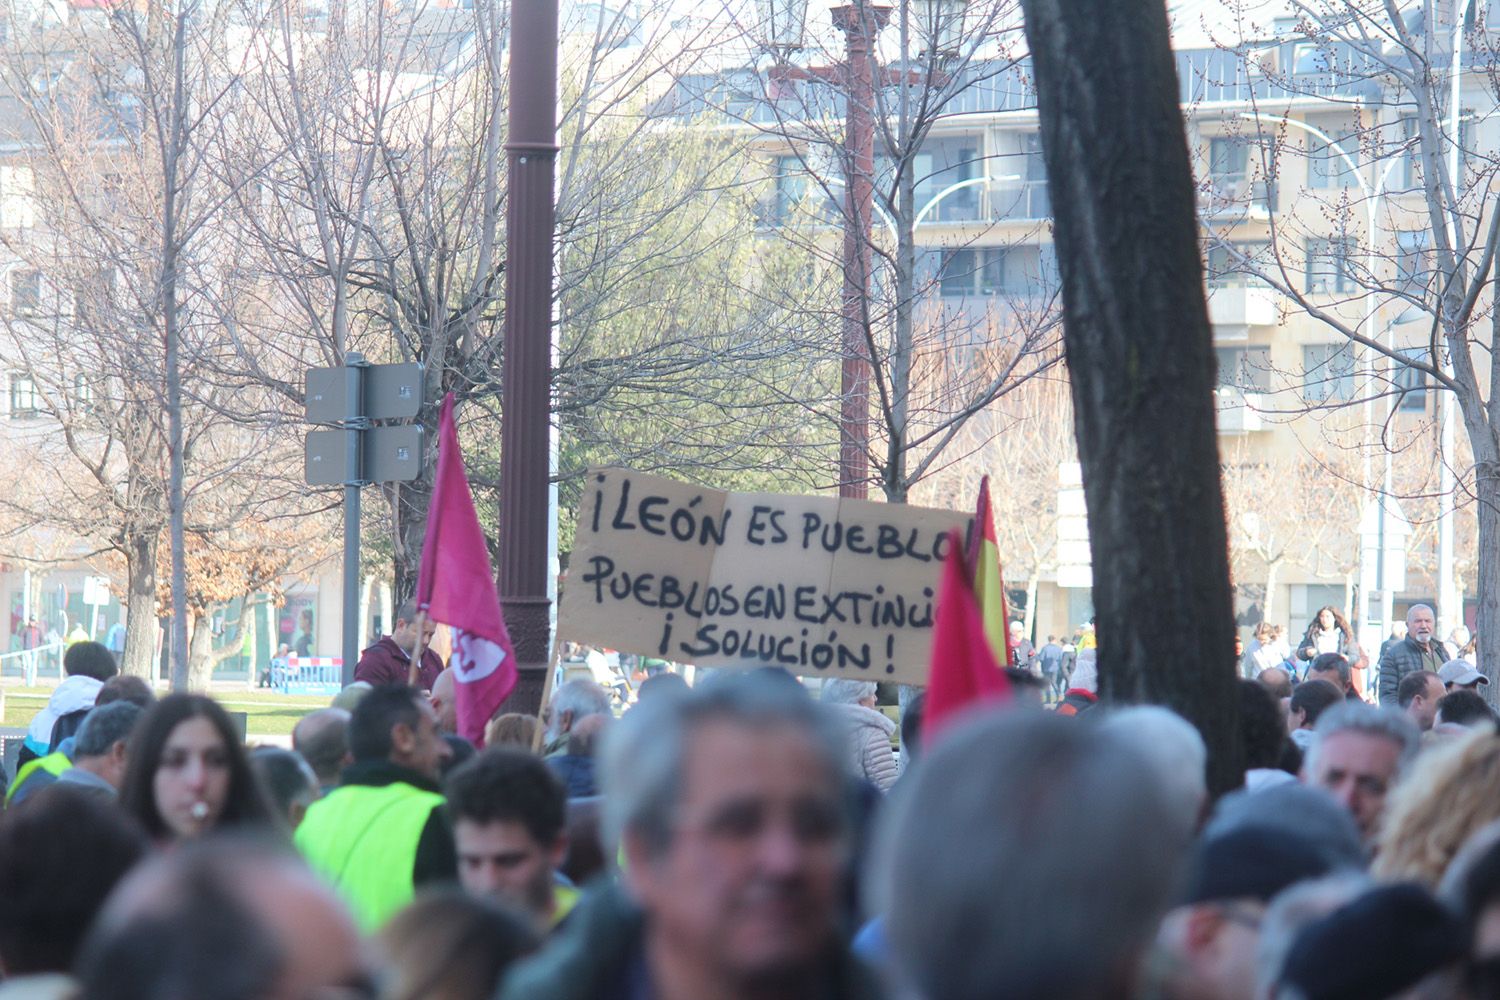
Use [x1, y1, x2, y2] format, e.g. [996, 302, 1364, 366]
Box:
[304, 363, 424, 425]
[305, 426, 425, 486]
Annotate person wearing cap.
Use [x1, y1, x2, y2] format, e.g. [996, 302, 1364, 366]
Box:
[1151, 827, 1343, 1000]
[1271, 883, 1465, 1000]
[1439, 658, 1490, 692]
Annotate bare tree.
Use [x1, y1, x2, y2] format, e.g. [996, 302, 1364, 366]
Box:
[1198, 0, 1500, 685]
[695, 0, 1063, 502]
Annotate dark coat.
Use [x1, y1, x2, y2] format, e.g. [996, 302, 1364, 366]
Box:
[498, 883, 885, 1000]
[547, 755, 599, 798]
[1377, 636, 1452, 706]
[352, 636, 444, 690]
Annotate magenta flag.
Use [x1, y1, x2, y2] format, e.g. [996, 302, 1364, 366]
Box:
[415, 392, 517, 745]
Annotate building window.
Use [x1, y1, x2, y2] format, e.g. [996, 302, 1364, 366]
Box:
[1396, 231, 1431, 297]
[1306, 237, 1357, 293]
[937, 246, 1051, 298]
[1395, 347, 1429, 412]
[11, 268, 39, 316]
[1308, 128, 1357, 189]
[1216, 346, 1271, 392]
[1302, 343, 1356, 401]
[913, 136, 980, 223]
[9, 373, 36, 416]
[1206, 241, 1273, 287]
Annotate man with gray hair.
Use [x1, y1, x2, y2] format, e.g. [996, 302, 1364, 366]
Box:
[1377, 604, 1451, 706]
[501, 671, 880, 1000]
[876, 710, 1193, 1000]
[542, 678, 612, 758]
[1095, 705, 1207, 831]
[1301, 701, 1420, 845]
[49, 702, 142, 801]
[353, 599, 443, 689]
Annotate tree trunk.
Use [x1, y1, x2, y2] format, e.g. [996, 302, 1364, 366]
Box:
[121, 530, 159, 682]
[1024, 570, 1040, 641]
[1476, 461, 1500, 705]
[1020, 0, 1243, 795]
[187, 610, 214, 691]
[1263, 558, 1281, 622]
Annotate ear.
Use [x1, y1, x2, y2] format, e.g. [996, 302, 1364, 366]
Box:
[1182, 906, 1224, 958]
[110, 740, 128, 765]
[392, 722, 417, 755]
[549, 833, 569, 870]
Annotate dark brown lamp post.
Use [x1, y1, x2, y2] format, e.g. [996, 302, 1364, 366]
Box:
[499, 0, 558, 712]
[755, 0, 967, 500]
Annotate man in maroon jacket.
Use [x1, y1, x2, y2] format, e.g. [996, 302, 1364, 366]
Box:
[354, 600, 443, 690]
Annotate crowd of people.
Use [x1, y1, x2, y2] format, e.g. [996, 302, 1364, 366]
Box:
[5, 605, 1500, 1000]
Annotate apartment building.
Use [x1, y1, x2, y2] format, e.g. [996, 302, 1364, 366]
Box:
[661, 10, 1494, 647]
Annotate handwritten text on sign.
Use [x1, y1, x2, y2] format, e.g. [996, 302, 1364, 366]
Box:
[559, 468, 970, 684]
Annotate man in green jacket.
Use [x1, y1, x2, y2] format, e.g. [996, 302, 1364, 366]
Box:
[295, 684, 455, 930]
[500, 673, 883, 1000]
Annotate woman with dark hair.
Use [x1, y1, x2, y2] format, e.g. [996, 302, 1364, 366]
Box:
[1298, 605, 1367, 688]
[119, 694, 276, 842]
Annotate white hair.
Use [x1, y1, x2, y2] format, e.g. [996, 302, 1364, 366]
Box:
[820, 678, 877, 705]
[1094, 706, 1208, 829]
[545, 679, 612, 742]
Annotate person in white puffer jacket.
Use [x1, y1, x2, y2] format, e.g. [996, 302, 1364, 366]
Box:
[820, 678, 899, 791]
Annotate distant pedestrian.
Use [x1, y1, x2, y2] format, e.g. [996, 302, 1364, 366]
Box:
[1377, 604, 1452, 706]
[353, 600, 443, 690]
[821, 678, 899, 791]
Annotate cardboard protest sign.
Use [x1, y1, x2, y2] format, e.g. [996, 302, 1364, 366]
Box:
[560, 467, 971, 684]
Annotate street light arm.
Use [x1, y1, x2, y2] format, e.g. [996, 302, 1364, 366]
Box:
[912, 173, 1022, 228]
[1238, 111, 1366, 200]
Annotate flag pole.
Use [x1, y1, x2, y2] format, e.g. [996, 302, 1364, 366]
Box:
[409, 608, 430, 689]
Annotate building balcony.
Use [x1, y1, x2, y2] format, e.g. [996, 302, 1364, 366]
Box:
[1216, 387, 1266, 434]
[1200, 176, 1274, 221]
[986, 181, 1050, 223]
[1207, 283, 1279, 339]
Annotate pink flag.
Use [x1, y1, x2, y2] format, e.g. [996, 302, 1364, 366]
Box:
[416, 392, 517, 746]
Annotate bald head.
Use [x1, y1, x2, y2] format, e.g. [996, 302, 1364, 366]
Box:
[430, 668, 457, 735]
[77, 837, 368, 1000]
[292, 708, 351, 787]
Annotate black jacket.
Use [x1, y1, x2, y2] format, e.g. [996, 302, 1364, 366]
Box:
[498, 883, 884, 1000]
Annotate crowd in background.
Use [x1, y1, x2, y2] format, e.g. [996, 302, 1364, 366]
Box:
[5, 613, 1500, 1000]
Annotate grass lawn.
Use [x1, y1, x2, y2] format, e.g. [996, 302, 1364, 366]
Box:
[1, 686, 328, 738]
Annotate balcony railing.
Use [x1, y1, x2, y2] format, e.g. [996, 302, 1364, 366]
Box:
[987, 181, 1050, 223]
[1201, 175, 1274, 219]
[1215, 387, 1266, 434]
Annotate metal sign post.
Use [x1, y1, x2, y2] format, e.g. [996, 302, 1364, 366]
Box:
[304, 355, 425, 687]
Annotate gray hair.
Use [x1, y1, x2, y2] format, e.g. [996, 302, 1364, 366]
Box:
[1094, 706, 1207, 830]
[1255, 872, 1372, 1000]
[1407, 604, 1435, 625]
[74, 702, 143, 758]
[599, 671, 846, 857]
[820, 678, 877, 705]
[875, 711, 1192, 1000]
[1304, 702, 1421, 780]
[545, 679, 612, 742]
[394, 599, 418, 625]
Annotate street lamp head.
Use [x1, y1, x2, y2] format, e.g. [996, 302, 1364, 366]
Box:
[913, 0, 967, 58]
[755, 0, 809, 52]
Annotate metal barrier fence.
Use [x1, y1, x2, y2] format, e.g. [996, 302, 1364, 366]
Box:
[270, 656, 343, 697]
[0, 643, 67, 684]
